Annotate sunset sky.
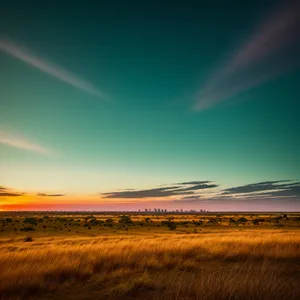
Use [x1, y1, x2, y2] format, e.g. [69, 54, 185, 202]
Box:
[1, 0, 300, 211]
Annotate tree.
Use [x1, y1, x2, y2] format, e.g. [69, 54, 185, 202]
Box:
[168, 222, 177, 230]
[118, 215, 133, 225]
[238, 217, 248, 224]
[253, 219, 260, 225]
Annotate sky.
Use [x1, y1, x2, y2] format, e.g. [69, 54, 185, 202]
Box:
[0, 0, 300, 211]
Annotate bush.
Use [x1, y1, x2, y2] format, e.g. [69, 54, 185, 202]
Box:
[55, 217, 68, 223]
[84, 215, 95, 221]
[23, 218, 38, 226]
[24, 236, 33, 242]
[89, 219, 104, 226]
[194, 221, 203, 226]
[105, 218, 114, 224]
[118, 215, 133, 225]
[253, 219, 260, 225]
[238, 217, 248, 223]
[168, 222, 177, 230]
[20, 227, 35, 232]
[70, 222, 80, 227]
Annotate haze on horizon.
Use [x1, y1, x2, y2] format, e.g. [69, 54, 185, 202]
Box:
[1, 0, 299, 212]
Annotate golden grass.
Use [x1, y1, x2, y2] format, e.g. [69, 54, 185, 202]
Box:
[1, 230, 300, 300]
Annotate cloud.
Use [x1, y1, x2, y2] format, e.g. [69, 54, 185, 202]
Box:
[179, 195, 202, 201]
[0, 186, 24, 197]
[171, 180, 300, 203]
[222, 180, 292, 194]
[0, 192, 22, 197]
[222, 180, 300, 200]
[0, 38, 106, 99]
[195, 1, 300, 111]
[177, 181, 210, 185]
[0, 131, 54, 155]
[102, 181, 217, 199]
[37, 193, 65, 197]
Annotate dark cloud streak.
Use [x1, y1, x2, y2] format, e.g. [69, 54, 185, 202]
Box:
[102, 181, 217, 199]
[37, 193, 65, 197]
[222, 180, 292, 194]
[0, 192, 22, 197]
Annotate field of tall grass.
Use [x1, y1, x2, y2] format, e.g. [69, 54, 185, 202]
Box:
[1, 228, 300, 300]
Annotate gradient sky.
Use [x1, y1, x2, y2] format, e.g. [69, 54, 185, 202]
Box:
[1, 0, 300, 211]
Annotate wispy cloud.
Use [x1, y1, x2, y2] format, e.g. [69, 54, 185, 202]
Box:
[0, 131, 53, 155]
[222, 180, 300, 199]
[37, 193, 65, 197]
[222, 180, 292, 194]
[0, 38, 106, 99]
[0, 186, 24, 197]
[102, 181, 218, 199]
[0, 192, 22, 197]
[195, 1, 300, 111]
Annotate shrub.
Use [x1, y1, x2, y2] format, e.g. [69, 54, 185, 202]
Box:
[55, 217, 68, 223]
[84, 215, 95, 221]
[24, 236, 33, 242]
[238, 217, 248, 223]
[195, 221, 203, 226]
[168, 222, 177, 230]
[105, 218, 114, 224]
[89, 219, 104, 226]
[20, 227, 35, 232]
[118, 215, 133, 225]
[23, 218, 38, 226]
[253, 219, 260, 225]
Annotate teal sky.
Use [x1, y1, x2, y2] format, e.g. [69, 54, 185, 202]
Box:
[0, 0, 300, 211]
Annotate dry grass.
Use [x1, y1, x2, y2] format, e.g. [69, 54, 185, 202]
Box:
[1, 230, 300, 300]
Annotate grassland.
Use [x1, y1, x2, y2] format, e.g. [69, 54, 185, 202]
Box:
[0, 212, 300, 300]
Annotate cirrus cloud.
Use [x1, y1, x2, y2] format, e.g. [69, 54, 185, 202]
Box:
[195, 1, 300, 111]
[0, 38, 106, 99]
[0, 131, 54, 155]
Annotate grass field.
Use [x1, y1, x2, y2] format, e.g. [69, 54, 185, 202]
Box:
[0, 212, 300, 300]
